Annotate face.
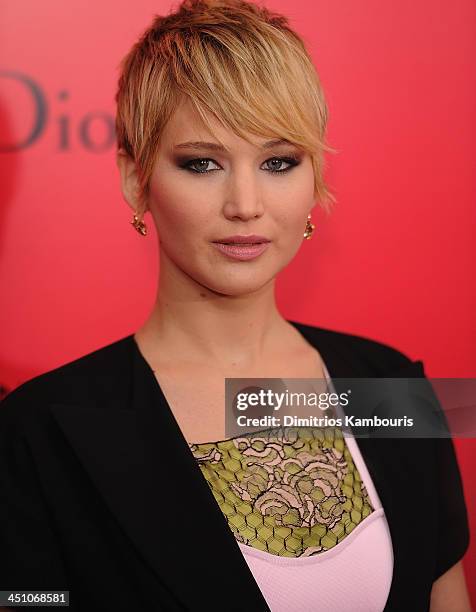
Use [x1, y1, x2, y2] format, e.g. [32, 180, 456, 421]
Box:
[119, 97, 316, 296]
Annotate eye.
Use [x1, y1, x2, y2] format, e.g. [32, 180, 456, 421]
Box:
[180, 156, 301, 175]
[263, 157, 300, 174]
[182, 158, 221, 174]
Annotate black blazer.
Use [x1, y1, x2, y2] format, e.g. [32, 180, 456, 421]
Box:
[0, 320, 470, 612]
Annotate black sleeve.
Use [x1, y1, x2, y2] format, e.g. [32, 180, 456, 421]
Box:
[398, 357, 471, 582]
[409, 362, 471, 582]
[0, 387, 70, 596]
[432, 432, 471, 581]
[383, 353, 471, 583]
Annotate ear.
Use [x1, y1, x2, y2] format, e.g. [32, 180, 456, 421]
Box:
[116, 148, 143, 214]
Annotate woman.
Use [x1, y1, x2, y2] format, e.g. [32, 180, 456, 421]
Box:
[0, 0, 471, 610]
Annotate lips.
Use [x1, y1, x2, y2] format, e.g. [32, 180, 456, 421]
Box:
[213, 235, 270, 245]
[220, 242, 263, 245]
[212, 241, 270, 261]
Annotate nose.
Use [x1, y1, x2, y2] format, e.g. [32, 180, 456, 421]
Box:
[222, 175, 265, 221]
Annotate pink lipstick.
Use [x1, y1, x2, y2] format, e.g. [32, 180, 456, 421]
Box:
[211, 235, 271, 261]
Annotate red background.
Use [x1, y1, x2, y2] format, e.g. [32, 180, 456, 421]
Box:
[1, 0, 475, 599]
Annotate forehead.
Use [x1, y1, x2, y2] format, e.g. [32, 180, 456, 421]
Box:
[161, 96, 277, 151]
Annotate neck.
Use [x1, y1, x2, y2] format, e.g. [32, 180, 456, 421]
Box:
[135, 255, 292, 370]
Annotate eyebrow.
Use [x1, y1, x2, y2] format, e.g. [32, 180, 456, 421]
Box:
[173, 138, 293, 152]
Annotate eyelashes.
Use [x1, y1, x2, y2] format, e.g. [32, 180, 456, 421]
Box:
[179, 155, 302, 175]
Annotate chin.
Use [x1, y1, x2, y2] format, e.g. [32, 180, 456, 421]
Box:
[198, 270, 276, 297]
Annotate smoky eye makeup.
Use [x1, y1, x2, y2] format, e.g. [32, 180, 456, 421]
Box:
[174, 151, 303, 174]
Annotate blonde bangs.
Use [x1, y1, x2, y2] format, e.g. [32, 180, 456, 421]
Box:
[115, 0, 337, 215]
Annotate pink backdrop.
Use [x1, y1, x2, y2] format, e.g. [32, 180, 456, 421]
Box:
[1, 0, 475, 599]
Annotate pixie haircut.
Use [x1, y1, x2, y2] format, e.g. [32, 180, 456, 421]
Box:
[115, 0, 337, 216]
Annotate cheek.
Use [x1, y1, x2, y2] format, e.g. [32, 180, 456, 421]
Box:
[275, 196, 312, 237]
[272, 165, 315, 229]
[148, 173, 211, 241]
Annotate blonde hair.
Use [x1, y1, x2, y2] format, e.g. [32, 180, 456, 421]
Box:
[115, 0, 337, 216]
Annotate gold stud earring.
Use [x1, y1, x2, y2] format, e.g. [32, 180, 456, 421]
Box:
[303, 213, 315, 240]
[131, 213, 147, 236]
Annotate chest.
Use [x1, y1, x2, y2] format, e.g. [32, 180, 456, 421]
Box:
[152, 350, 326, 444]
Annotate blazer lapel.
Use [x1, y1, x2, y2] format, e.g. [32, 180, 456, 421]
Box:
[329, 368, 433, 612]
[288, 320, 434, 612]
[49, 323, 432, 612]
[49, 338, 271, 612]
